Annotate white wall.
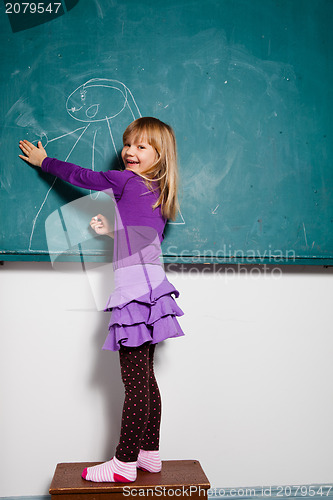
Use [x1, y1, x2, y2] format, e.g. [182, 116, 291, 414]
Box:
[1, 262, 333, 496]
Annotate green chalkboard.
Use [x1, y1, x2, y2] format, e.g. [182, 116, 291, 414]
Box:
[1, 0, 333, 264]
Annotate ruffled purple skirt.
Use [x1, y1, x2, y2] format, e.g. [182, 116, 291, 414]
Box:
[102, 264, 185, 351]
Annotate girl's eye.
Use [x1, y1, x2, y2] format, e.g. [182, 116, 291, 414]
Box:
[138, 145, 146, 150]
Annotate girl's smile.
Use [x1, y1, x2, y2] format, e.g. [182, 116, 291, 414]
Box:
[121, 138, 158, 174]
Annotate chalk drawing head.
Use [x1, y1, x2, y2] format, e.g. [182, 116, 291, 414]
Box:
[66, 78, 131, 123]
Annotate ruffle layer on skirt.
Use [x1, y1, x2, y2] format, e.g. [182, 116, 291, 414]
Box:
[102, 264, 185, 351]
[104, 265, 180, 310]
[102, 294, 185, 351]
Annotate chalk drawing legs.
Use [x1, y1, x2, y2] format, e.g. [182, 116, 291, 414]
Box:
[28, 124, 91, 250]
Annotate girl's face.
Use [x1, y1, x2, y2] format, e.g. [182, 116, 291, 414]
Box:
[122, 134, 158, 174]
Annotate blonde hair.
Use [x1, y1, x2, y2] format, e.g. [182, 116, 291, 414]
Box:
[123, 117, 180, 221]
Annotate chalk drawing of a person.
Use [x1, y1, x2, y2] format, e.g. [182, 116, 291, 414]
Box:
[28, 78, 142, 251]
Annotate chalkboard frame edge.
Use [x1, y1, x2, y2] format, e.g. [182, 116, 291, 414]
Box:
[1, 253, 333, 266]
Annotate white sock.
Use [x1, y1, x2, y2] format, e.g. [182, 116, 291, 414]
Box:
[137, 450, 162, 473]
[82, 456, 137, 483]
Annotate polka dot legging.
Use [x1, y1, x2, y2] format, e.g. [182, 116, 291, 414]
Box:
[115, 342, 161, 463]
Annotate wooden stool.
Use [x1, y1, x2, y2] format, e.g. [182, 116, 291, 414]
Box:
[49, 460, 211, 500]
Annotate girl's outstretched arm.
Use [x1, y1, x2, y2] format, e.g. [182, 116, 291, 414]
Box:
[18, 139, 128, 196]
[19, 140, 47, 167]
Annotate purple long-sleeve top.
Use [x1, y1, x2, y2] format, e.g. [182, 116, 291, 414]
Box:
[41, 157, 167, 269]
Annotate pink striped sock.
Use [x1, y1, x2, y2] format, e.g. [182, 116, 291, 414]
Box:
[137, 450, 162, 473]
[82, 456, 137, 483]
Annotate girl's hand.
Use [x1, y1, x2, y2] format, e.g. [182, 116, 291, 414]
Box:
[19, 140, 47, 167]
[90, 214, 114, 238]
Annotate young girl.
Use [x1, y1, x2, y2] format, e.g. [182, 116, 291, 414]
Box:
[19, 117, 185, 484]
